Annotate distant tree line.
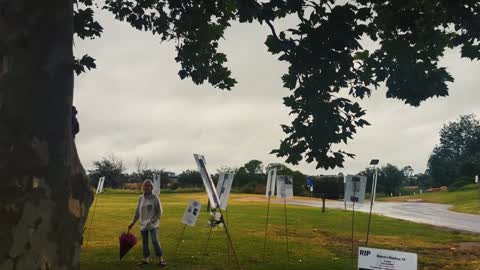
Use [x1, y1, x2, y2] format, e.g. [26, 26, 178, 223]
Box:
[88, 114, 480, 195]
[86, 154, 425, 197]
[87, 155, 174, 189]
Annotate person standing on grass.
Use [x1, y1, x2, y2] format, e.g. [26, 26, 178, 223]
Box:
[128, 179, 167, 267]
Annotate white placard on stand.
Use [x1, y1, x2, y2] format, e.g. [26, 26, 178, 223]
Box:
[216, 173, 235, 210]
[344, 175, 367, 203]
[276, 175, 293, 199]
[96, 176, 105, 194]
[182, 199, 202, 226]
[152, 173, 161, 195]
[358, 247, 417, 270]
[193, 154, 221, 209]
[265, 169, 277, 197]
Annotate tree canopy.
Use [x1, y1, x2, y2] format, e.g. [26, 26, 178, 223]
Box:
[75, 0, 480, 169]
[88, 154, 127, 188]
[428, 114, 480, 186]
[358, 163, 405, 195]
[243, 159, 264, 174]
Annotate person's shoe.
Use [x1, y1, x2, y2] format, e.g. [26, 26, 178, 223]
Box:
[158, 261, 168, 268]
[137, 260, 149, 266]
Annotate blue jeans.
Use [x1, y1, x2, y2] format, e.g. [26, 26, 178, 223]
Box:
[141, 228, 163, 258]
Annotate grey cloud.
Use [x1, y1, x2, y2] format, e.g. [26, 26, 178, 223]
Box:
[75, 10, 480, 177]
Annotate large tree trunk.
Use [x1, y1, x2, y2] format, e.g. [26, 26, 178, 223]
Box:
[0, 1, 93, 269]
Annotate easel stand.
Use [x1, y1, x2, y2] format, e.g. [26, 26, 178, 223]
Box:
[218, 207, 241, 270]
[199, 207, 241, 270]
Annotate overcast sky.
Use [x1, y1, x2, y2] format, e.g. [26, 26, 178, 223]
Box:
[75, 10, 480, 176]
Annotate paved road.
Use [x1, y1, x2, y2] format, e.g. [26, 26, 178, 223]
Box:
[290, 199, 480, 233]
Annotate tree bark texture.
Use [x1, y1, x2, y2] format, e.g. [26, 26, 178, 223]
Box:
[0, 1, 93, 269]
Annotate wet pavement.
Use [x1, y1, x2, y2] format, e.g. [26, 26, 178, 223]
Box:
[290, 199, 480, 233]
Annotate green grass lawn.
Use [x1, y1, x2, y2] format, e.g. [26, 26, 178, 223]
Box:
[380, 184, 480, 215]
[81, 190, 480, 270]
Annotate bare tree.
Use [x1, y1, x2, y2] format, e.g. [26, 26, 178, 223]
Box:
[135, 157, 148, 175]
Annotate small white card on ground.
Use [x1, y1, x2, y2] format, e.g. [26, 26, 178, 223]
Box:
[358, 247, 417, 270]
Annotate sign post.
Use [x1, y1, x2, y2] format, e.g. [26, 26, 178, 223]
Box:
[358, 247, 417, 270]
[366, 159, 379, 246]
[306, 177, 313, 197]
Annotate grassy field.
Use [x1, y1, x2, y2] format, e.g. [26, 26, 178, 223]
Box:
[81, 190, 480, 270]
[380, 184, 480, 215]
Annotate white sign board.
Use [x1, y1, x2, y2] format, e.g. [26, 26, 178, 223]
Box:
[265, 169, 277, 197]
[96, 176, 105, 194]
[216, 173, 235, 210]
[152, 174, 161, 195]
[182, 199, 202, 226]
[344, 175, 367, 204]
[358, 247, 417, 270]
[476, 175, 478, 184]
[276, 175, 294, 199]
[193, 154, 221, 209]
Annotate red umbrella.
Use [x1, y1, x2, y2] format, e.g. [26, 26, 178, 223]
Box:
[119, 231, 137, 260]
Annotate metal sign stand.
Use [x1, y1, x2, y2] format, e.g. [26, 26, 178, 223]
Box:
[225, 208, 231, 265]
[263, 190, 273, 262]
[262, 169, 276, 262]
[202, 226, 214, 255]
[84, 192, 100, 247]
[84, 178, 104, 247]
[283, 185, 290, 270]
[366, 165, 378, 246]
[344, 175, 347, 211]
[174, 224, 188, 261]
[351, 178, 358, 270]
